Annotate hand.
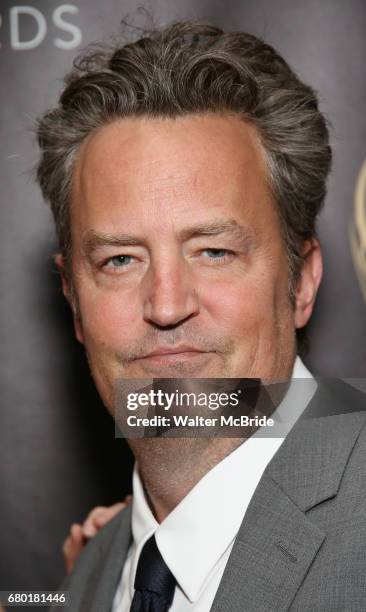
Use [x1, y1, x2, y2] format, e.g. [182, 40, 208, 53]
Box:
[62, 495, 132, 573]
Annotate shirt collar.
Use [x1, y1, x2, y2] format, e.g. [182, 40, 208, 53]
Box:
[130, 356, 314, 602]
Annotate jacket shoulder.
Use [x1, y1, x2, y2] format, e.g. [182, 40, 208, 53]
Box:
[52, 504, 132, 612]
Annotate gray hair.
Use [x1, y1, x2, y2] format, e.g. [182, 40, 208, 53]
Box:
[36, 19, 332, 354]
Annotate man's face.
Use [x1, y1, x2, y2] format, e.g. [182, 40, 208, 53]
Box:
[64, 114, 317, 410]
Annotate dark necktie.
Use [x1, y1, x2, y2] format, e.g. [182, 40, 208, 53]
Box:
[130, 534, 176, 612]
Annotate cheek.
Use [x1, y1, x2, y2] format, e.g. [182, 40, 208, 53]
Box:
[202, 273, 278, 334]
[77, 284, 140, 348]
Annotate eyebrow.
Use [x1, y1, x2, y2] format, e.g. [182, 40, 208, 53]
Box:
[82, 219, 255, 256]
[179, 219, 253, 243]
[82, 231, 142, 255]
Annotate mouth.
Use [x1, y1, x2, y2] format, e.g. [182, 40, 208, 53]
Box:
[135, 346, 209, 365]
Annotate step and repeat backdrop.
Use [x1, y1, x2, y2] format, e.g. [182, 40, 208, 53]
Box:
[1, 0, 365, 593]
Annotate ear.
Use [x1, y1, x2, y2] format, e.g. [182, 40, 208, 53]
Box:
[54, 253, 84, 344]
[294, 239, 323, 329]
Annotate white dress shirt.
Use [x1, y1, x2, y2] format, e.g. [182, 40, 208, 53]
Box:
[112, 357, 316, 611]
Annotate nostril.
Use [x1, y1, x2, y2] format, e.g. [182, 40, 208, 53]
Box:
[143, 284, 200, 328]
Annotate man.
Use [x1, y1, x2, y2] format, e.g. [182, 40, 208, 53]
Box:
[36, 19, 366, 611]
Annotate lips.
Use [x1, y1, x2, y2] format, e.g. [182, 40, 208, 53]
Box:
[141, 345, 204, 358]
[130, 346, 214, 374]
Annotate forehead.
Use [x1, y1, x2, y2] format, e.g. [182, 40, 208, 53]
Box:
[71, 113, 276, 233]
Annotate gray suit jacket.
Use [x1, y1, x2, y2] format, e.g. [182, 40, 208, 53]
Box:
[56, 380, 366, 611]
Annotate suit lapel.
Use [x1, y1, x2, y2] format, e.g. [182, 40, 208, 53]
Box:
[210, 472, 325, 612]
[267, 409, 366, 511]
[211, 382, 366, 612]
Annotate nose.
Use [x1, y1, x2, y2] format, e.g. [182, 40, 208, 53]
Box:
[142, 256, 200, 328]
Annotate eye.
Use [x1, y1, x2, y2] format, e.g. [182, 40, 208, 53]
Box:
[201, 248, 234, 261]
[103, 255, 134, 269]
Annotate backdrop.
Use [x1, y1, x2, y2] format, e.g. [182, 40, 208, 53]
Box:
[1, 0, 365, 598]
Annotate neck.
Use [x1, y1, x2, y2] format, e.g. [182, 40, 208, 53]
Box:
[128, 360, 295, 522]
[129, 437, 245, 522]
